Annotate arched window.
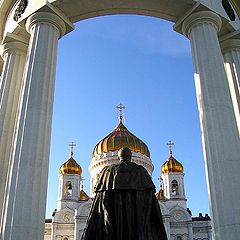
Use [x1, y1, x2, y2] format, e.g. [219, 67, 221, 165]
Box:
[63, 237, 68, 240]
[171, 180, 179, 195]
[64, 181, 72, 197]
[176, 236, 182, 240]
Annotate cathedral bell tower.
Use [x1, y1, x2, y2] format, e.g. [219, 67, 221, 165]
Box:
[160, 141, 186, 202]
[57, 143, 83, 210]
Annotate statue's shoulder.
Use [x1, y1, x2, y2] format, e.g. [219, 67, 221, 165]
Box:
[100, 163, 118, 172]
[98, 164, 120, 182]
[130, 162, 149, 174]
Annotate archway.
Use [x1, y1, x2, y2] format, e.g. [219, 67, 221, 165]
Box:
[46, 14, 206, 216]
[0, 1, 240, 240]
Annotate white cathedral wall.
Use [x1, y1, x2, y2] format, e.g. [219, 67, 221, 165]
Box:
[74, 200, 92, 240]
[192, 220, 212, 240]
[168, 204, 192, 240]
[44, 200, 212, 240]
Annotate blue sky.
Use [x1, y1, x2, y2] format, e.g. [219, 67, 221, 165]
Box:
[46, 14, 209, 218]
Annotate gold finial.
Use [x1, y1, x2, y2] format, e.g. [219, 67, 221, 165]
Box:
[116, 103, 125, 122]
[69, 142, 76, 157]
[167, 140, 174, 155]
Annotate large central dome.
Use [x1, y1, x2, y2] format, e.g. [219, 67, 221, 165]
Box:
[92, 118, 150, 158]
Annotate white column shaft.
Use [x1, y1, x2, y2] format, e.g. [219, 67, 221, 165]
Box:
[187, 223, 193, 240]
[221, 39, 240, 135]
[50, 223, 55, 240]
[163, 217, 170, 240]
[1, 12, 65, 240]
[183, 11, 240, 240]
[74, 212, 78, 240]
[0, 41, 27, 223]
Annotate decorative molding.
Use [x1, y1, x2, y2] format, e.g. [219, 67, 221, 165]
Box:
[26, 12, 66, 38]
[182, 11, 222, 38]
[221, 39, 240, 53]
[13, 0, 28, 22]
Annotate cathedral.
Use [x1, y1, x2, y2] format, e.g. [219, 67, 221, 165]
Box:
[44, 113, 212, 240]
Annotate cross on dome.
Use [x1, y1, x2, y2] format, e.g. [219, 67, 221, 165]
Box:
[167, 140, 174, 155]
[116, 103, 125, 122]
[81, 177, 85, 190]
[69, 142, 76, 157]
[158, 176, 163, 187]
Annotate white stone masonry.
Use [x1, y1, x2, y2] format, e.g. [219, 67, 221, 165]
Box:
[1, 12, 65, 240]
[182, 11, 240, 240]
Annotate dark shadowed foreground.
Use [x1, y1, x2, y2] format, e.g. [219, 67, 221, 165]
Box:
[81, 147, 168, 240]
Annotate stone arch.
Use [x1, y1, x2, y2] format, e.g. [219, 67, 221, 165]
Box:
[54, 207, 75, 223]
[0, 0, 240, 240]
[169, 205, 192, 222]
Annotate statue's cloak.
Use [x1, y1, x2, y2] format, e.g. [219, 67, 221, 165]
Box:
[81, 161, 168, 240]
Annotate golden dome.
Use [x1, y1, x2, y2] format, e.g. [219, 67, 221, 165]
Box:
[156, 185, 165, 201]
[161, 151, 183, 174]
[92, 118, 150, 158]
[80, 189, 89, 201]
[59, 156, 82, 175]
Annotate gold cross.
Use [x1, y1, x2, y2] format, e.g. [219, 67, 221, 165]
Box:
[116, 103, 125, 122]
[167, 140, 174, 154]
[69, 142, 76, 156]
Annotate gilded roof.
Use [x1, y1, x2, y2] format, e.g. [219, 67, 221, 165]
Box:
[156, 186, 165, 201]
[59, 156, 82, 175]
[80, 189, 89, 201]
[92, 119, 150, 158]
[161, 151, 183, 174]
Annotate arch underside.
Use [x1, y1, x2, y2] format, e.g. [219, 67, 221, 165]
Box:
[50, 0, 196, 23]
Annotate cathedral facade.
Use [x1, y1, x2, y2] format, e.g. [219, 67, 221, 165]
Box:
[44, 117, 212, 240]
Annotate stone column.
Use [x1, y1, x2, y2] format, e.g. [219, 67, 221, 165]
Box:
[221, 39, 240, 135]
[74, 211, 79, 240]
[50, 222, 56, 240]
[207, 225, 213, 240]
[182, 11, 240, 240]
[1, 12, 65, 240]
[0, 40, 27, 224]
[187, 222, 193, 240]
[162, 215, 170, 240]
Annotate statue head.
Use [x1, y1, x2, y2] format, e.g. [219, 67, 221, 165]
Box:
[118, 147, 132, 162]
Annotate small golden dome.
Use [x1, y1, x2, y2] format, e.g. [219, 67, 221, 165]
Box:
[161, 151, 183, 174]
[59, 156, 82, 175]
[80, 189, 89, 201]
[156, 185, 165, 201]
[92, 118, 150, 158]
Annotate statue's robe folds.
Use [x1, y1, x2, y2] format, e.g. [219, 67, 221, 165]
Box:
[81, 161, 168, 240]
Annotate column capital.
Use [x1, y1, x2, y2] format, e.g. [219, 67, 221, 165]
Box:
[0, 41, 28, 58]
[182, 11, 222, 38]
[221, 39, 240, 53]
[26, 12, 66, 38]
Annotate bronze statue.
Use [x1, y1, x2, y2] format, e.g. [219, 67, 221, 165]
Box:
[81, 147, 168, 240]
